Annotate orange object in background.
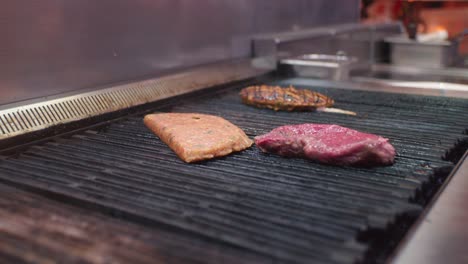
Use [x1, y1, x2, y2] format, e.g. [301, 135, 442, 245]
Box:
[362, 0, 468, 54]
[361, 0, 400, 24]
[420, 7, 468, 54]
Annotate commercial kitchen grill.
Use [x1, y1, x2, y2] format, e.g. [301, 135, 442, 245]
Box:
[0, 75, 466, 264]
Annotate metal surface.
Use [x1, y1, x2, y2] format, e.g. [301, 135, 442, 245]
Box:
[0, 183, 268, 264]
[0, 59, 267, 141]
[275, 78, 468, 99]
[352, 77, 468, 92]
[0, 79, 466, 263]
[386, 35, 460, 68]
[3, 56, 467, 148]
[252, 22, 402, 69]
[280, 54, 368, 81]
[348, 63, 468, 96]
[391, 152, 468, 264]
[371, 64, 468, 79]
[370, 23, 404, 63]
[0, 0, 359, 106]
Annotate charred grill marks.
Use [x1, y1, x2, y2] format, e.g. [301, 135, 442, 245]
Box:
[239, 85, 334, 111]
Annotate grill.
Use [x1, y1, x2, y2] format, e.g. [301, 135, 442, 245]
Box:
[0, 77, 467, 263]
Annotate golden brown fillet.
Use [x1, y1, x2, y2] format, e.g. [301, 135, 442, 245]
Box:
[239, 85, 334, 111]
[144, 113, 253, 163]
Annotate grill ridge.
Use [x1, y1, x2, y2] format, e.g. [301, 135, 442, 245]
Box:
[0, 79, 466, 263]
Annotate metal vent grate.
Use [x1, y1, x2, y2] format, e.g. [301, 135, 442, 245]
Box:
[0, 60, 263, 140]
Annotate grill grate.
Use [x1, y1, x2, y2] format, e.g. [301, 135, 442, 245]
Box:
[0, 78, 467, 263]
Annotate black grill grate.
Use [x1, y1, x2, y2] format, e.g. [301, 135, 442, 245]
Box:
[0, 78, 467, 263]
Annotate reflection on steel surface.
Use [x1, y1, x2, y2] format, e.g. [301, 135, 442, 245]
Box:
[0, 0, 359, 105]
[352, 77, 468, 92]
[280, 53, 367, 81]
[0, 60, 267, 140]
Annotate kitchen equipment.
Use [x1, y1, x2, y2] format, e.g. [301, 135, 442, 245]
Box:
[1, 77, 466, 264]
[0, 1, 467, 263]
[385, 29, 468, 68]
[279, 53, 368, 81]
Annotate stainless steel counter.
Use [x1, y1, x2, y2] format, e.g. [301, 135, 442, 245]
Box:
[0, 0, 359, 106]
[391, 153, 468, 264]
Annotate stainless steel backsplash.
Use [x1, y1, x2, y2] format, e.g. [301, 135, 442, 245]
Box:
[0, 0, 358, 105]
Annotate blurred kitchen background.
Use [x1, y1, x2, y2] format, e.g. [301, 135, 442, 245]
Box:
[361, 0, 468, 54]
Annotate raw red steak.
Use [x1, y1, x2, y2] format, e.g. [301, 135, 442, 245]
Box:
[255, 124, 396, 166]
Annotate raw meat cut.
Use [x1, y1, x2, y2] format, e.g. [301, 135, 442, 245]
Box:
[255, 124, 396, 166]
[144, 113, 253, 163]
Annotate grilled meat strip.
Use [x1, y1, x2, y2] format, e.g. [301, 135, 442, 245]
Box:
[144, 113, 253, 163]
[239, 85, 334, 111]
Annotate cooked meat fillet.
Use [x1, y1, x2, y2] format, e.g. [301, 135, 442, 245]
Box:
[239, 85, 334, 111]
[144, 113, 253, 163]
[255, 124, 396, 166]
